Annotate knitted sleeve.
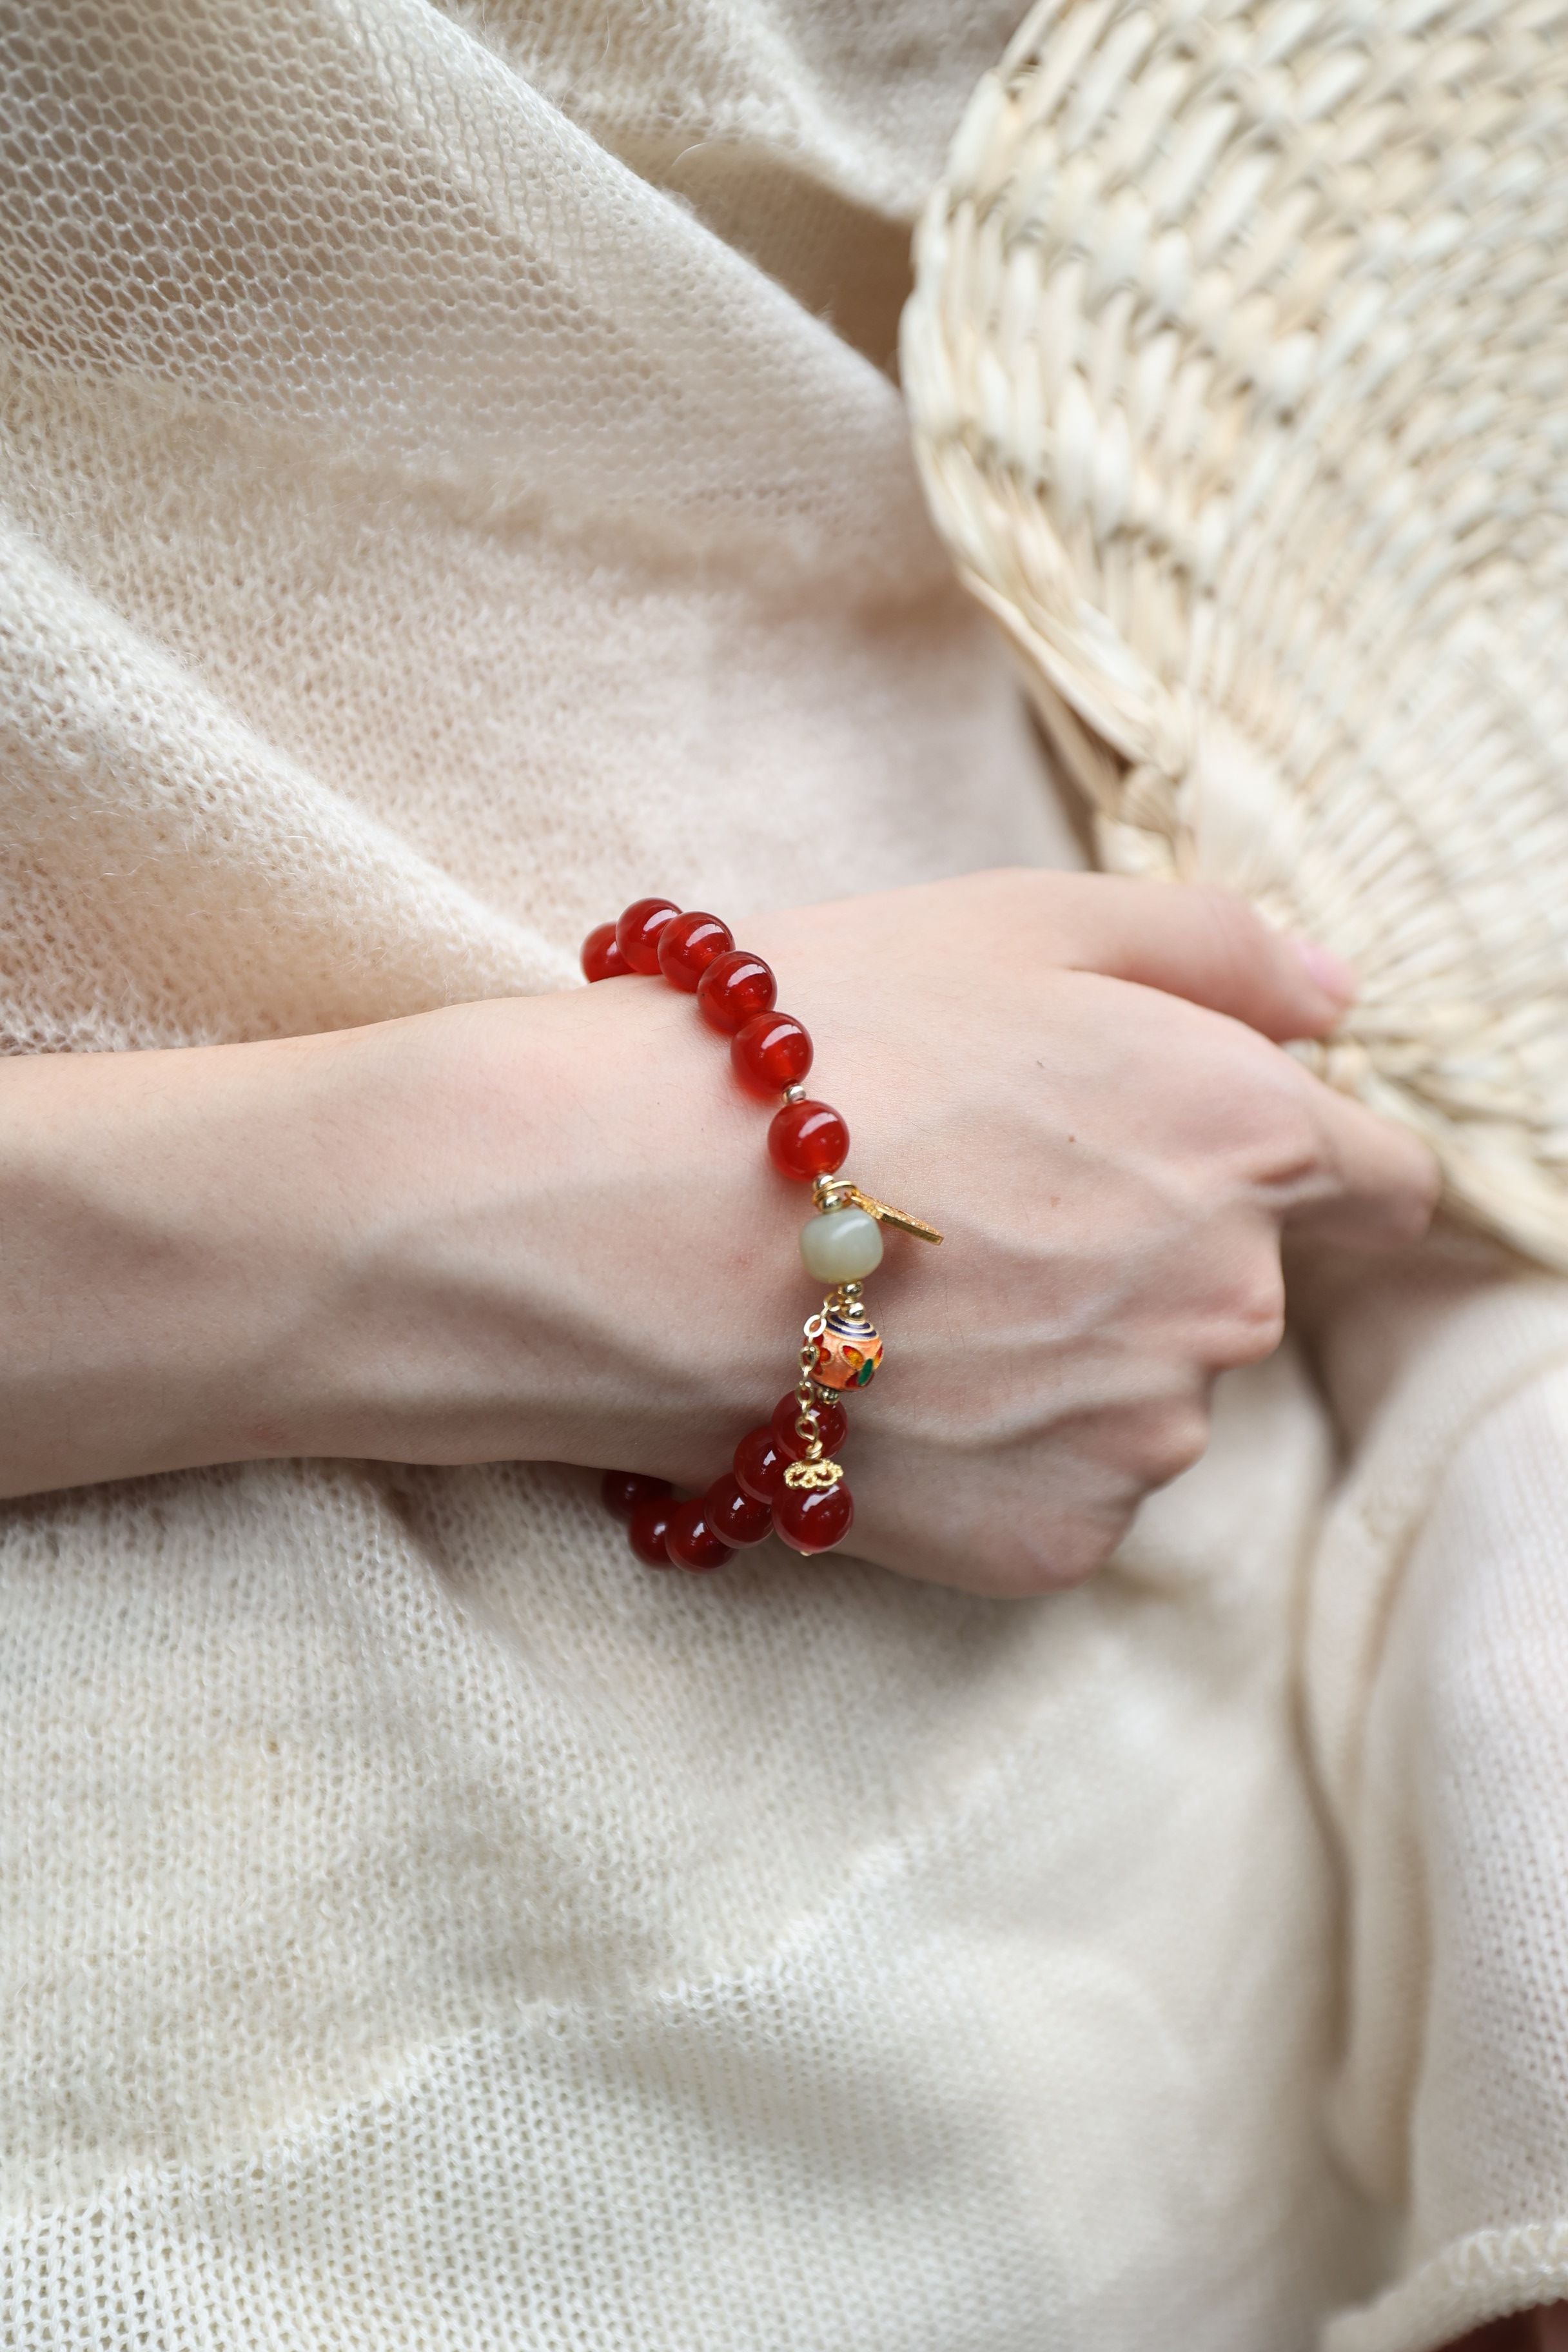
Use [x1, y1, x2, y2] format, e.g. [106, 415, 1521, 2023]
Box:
[1308, 1270, 1568, 2352]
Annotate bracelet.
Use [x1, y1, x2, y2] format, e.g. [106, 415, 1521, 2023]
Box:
[581, 897, 942, 1573]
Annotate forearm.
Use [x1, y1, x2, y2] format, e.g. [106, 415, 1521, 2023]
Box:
[0, 1026, 358, 1497]
[0, 986, 773, 1501]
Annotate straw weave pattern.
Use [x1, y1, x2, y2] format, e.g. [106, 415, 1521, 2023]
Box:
[903, 0, 1568, 1269]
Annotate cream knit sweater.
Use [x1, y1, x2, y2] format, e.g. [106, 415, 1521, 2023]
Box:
[3, 6, 1567, 2349]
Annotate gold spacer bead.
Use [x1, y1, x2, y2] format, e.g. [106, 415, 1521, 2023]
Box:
[783, 1456, 845, 1491]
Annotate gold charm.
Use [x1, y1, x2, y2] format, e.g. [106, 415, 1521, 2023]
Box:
[812, 1175, 943, 1244]
[783, 1456, 846, 1491]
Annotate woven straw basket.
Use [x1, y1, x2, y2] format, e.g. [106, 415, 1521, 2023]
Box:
[902, 0, 1568, 1271]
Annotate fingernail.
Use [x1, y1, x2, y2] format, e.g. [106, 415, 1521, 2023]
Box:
[1291, 936, 1358, 1006]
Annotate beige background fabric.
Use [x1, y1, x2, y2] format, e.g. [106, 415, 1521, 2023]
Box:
[2, 6, 1567, 2347]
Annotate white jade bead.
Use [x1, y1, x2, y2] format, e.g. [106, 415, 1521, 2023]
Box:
[799, 1206, 884, 1281]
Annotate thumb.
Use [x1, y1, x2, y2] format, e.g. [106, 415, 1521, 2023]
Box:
[1041, 876, 1358, 1043]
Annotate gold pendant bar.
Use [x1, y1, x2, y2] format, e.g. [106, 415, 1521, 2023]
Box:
[843, 1186, 944, 1245]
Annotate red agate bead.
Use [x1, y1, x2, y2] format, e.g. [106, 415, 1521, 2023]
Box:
[767, 1099, 848, 1181]
[772, 1479, 854, 1556]
[732, 1422, 792, 1503]
[697, 949, 776, 1035]
[705, 1473, 774, 1548]
[772, 1392, 847, 1459]
[663, 1498, 736, 1573]
[602, 1469, 672, 1518]
[616, 897, 680, 975]
[658, 910, 733, 992]
[732, 1010, 812, 1096]
[629, 1496, 679, 1567]
[581, 921, 630, 983]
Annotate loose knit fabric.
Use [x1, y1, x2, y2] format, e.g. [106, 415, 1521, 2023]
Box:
[3, 7, 1568, 2350]
[1303, 1240, 1568, 2352]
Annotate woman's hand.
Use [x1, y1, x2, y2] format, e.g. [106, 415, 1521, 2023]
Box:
[0, 870, 1436, 1591]
[735, 872, 1436, 1590]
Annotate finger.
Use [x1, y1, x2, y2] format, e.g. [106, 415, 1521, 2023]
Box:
[1278, 1073, 1440, 1248]
[1042, 874, 1358, 1042]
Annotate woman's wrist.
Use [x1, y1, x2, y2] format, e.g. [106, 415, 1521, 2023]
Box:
[291, 983, 792, 1479]
[580, 894, 945, 1569]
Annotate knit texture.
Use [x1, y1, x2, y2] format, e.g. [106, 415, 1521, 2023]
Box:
[2, 7, 1566, 2348]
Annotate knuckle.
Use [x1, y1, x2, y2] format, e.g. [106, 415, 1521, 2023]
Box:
[1124, 1399, 1211, 1488]
[1366, 1184, 1435, 1250]
[1247, 1083, 1329, 1197]
[1219, 1255, 1288, 1364]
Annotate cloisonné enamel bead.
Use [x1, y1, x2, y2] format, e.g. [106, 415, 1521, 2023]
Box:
[811, 1306, 883, 1391]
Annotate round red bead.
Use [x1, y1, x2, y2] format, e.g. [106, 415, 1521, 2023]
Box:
[615, 897, 681, 975]
[704, 1473, 774, 1548]
[628, 1496, 678, 1567]
[657, 910, 734, 993]
[581, 922, 630, 983]
[732, 1422, 792, 1504]
[772, 1479, 854, 1556]
[732, 1010, 812, 1096]
[663, 1498, 736, 1573]
[767, 1099, 849, 1181]
[771, 1393, 848, 1460]
[696, 948, 776, 1035]
[601, 1469, 672, 1518]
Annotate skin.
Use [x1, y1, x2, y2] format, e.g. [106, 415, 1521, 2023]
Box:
[0, 868, 1437, 1595]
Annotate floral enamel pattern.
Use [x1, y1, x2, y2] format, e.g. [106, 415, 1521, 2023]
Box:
[812, 1309, 883, 1391]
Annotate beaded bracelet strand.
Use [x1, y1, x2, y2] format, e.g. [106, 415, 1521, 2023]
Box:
[582, 897, 942, 1573]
